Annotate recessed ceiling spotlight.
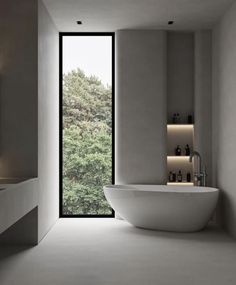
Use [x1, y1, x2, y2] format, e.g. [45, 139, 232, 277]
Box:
[76, 21, 82, 25]
[168, 21, 174, 25]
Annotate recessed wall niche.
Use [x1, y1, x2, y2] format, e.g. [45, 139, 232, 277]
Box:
[167, 32, 194, 185]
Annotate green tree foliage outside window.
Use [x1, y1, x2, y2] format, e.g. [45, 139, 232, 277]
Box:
[63, 69, 112, 215]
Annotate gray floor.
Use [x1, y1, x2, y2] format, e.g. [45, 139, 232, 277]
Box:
[0, 218, 236, 285]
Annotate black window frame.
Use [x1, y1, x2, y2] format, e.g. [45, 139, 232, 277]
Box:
[59, 32, 115, 218]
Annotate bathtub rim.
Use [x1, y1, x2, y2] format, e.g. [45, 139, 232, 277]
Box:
[104, 184, 219, 194]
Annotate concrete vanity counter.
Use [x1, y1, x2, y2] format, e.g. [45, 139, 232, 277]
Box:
[0, 178, 29, 191]
[0, 178, 38, 234]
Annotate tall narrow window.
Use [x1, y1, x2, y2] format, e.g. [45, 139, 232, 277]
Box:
[60, 33, 114, 217]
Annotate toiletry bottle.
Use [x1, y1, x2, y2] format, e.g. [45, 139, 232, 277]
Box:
[185, 144, 190, 156]
[187, 172, 191, 182]
[172, 172, 176, 182]
[175, 145, 181, 156]
[169, 172, 173, 182]
[188, 115, 193, 124]
[176, 113, 180, 123]
[172, 114, 177, 124]
[177, 170, 182, 182]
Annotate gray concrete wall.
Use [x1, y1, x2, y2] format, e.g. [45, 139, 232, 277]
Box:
[0, 0, 38, 178]
[167, 32, 194, 124]
[38, 0, 59, 241]
[194, 31, 212, 186]
[212, 1, 236, 237]
[115, 30, 167, 184]
[0, 0, 59, 243]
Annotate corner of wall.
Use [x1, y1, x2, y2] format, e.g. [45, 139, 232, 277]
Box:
[38, 0, 59, 241]
[212, 0, 236, 237]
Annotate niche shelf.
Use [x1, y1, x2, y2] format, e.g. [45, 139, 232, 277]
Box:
[167, 182, 194, 186]
[167, 156, 190, 159]
[167, 124, 194, 185]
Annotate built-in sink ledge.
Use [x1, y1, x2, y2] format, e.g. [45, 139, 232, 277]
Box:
[0, 177, 36, 191]
[0, 178, 38, 234]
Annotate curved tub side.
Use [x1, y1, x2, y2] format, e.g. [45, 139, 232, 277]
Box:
[104, 186, 219, 232]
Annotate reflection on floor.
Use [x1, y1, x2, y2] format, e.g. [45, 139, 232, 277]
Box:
[0, 218, 236, 285]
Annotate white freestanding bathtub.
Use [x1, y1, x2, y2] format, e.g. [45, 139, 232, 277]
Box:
[103, 185, 219, 232]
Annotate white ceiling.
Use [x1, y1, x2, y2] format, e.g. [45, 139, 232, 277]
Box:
[42, 0, 235, 32]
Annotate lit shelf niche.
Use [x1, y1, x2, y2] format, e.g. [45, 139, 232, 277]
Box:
[167, 124, 194, 185]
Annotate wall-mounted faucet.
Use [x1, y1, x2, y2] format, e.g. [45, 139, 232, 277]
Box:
[189, 151, 207, 186]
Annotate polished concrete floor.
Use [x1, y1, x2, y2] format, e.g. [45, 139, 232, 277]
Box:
[0, 218, 236, 285]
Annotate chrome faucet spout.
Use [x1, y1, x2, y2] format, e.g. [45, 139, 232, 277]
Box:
[189, 151, 201, 172]
[189, 151, 206, 186]
[189, 151, 201, 162]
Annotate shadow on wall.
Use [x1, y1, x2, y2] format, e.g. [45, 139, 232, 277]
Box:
[220, 189, 236, 232]
[0, 208, 38, 283]
[0, 207, 38, 246]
